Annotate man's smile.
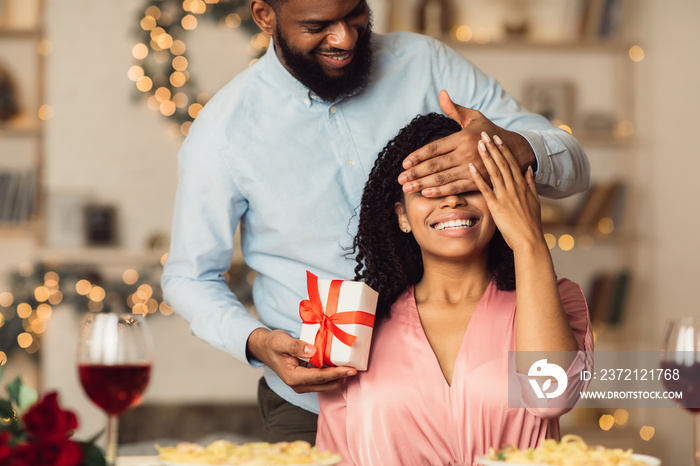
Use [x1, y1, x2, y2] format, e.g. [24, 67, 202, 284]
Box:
[317, 49, 355, 68]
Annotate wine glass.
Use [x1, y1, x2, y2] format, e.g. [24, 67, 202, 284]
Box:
[77, 312, 153, 466]
[660, 317, 700, 466]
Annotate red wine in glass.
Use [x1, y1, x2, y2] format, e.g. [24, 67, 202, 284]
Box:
[78, 363, 151, 415]
[78, 313, 153, 466]
[660, 360, 700, 414]
[660, 318, 700, 466]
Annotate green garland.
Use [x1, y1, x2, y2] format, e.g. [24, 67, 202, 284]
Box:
[0, 258, 254, 361]
[132, 0, 266, 128]
[0, 260, 166, 360]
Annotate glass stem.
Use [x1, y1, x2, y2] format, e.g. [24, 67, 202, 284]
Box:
[695, 414, 700, 466]
[105, 414, 119, 466]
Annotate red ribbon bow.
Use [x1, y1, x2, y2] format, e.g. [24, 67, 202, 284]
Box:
[299, 271, 375, 368]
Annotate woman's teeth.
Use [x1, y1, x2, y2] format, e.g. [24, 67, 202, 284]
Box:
[433, 219, 476, 230]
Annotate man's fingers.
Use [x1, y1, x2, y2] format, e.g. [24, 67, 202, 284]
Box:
[402, 133, 458, 170]
[439, 90, 459, 123]
[420, 180, 479, 198]
[291, 338, 316, 359]
[287, 366, 357, 393]
[294, 379, 344, 393]
[401, 166, 462, 193]
[268, 331, 315, 359]
[439, 90, 472, 128]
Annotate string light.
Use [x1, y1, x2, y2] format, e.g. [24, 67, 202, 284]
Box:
[451, 25, 473, 42]
[544, 233, 556, 250]
[17, 303, 32, 319]
[629, 45, 645, 62]
[1, 260, 178, 359]
[76, 279, 92, 295]
[37, 104, 54, 121]
[599, 414, 615, 431]
[88, 286, 106, 302]
[558, 234, 575, 251]
[132, 0, 266, 133]
[123, 269, 139, 285]
[598, 217, 615, 235]
[613, 409, 629, 426]
[639, 425, 655, 441]
[0, 292, 13, 307]
[34, 286, 50, 302]
[17, 333, 33, 349]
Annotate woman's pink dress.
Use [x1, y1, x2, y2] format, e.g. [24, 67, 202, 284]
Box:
[317, 279, 593, 466]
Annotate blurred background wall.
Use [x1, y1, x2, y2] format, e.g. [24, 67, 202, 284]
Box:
[1, 0, 699, 463]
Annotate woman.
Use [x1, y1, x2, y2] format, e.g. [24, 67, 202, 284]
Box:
[317, 113, 593, 465]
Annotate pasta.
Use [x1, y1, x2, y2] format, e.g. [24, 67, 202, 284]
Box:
[156, 439, 341, 465]
[486, 434, 648, 465]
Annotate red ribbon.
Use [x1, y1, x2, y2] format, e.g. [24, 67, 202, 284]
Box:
[299, 271, 375, 368]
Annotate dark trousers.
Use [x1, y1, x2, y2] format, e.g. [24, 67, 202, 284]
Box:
[257, 377, 318, 445]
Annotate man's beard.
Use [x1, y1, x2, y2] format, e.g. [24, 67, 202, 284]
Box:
[274, 23, 373, 102]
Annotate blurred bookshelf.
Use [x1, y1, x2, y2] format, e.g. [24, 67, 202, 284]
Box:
[0, 0, 46, 243]
[414, 0, 641, 351]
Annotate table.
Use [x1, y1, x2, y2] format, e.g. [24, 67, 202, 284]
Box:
[117, 456, 160, 466]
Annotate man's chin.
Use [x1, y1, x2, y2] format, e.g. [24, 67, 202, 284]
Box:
[275, 26, 373, 101]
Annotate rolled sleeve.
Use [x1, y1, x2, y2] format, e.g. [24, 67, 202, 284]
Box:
[517, 130, 590, 199]
[431, 37, 590, 199]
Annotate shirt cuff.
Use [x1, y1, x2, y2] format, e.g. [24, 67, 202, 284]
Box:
[513, 130, 552, 186]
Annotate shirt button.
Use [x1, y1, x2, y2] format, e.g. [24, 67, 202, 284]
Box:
[304, 98, 311, 106]
[330, 106, 337, 114]
[556, 179, 561, 187]
[346, 159, 355, 167]
[537, 172, 543, 181]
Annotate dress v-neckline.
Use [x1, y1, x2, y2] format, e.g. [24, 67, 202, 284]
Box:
[409, 280, 493, 389]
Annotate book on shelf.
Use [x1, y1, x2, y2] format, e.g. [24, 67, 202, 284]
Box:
[0, 169, 35, 225]
[567, 180, 626, 231]
[575, 0, 626, 41]
[586, 269, 631, 324]
[0, 169, 19, 222]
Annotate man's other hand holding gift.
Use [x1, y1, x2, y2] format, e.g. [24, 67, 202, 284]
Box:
[247, 328, 357, 394]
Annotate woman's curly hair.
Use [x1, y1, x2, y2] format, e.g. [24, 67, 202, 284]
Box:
[352, 113, 515, 321]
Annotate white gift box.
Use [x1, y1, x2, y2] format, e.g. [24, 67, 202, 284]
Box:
[299, 273, 378, 371]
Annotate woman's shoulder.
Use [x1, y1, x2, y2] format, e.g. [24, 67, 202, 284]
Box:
[379, 288, 417, 329]
[391, 287, 414, 308]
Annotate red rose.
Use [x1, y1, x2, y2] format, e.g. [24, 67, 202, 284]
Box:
[22, 392, 78, 442]
[0, 432, 12, 464]
[11, 440, 83, 466]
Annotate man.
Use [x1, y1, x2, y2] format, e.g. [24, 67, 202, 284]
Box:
[161, 0, 589, 444]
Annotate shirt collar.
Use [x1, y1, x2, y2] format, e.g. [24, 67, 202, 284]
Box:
[259, 40, 318, 107]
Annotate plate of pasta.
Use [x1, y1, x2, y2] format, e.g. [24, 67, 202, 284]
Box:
[476, 435, 661, 466]
[156, 439, 342, 466]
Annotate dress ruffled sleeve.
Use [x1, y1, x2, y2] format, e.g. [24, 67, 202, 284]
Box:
[513, 278, 594, 418]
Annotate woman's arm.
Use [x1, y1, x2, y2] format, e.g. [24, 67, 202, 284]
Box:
[470, 132, 578, 353]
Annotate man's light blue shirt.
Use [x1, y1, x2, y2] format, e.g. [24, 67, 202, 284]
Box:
[162, 32, 589, 414]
